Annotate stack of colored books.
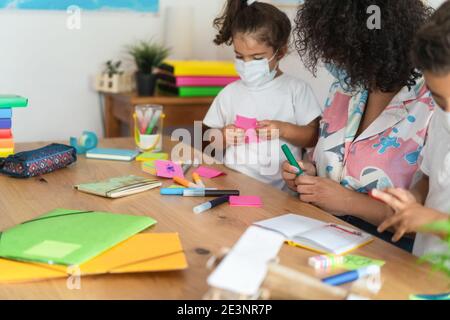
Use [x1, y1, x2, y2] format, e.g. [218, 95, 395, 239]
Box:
[156, 60, 239, 97]
[0, 95, 28, 158]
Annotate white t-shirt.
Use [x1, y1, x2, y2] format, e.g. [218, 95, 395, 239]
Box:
[413, 109, 450, 257]
[203, 73, 322, 189]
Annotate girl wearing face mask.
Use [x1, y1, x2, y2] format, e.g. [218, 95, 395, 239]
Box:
[372, 1, 450, 257]
[203, 0, 322, 190]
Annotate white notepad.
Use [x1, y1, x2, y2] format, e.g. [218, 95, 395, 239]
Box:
[254, 214, 373, 255]
[207, 226, 285, 296]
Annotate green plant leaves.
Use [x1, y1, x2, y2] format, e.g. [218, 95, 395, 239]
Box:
[127, 41, 170, 74]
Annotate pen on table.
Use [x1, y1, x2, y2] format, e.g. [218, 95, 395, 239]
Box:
[322, 265, 381, 286]
[281, 144, 304, 176]
[192, 172, 205, 188]
[193, 196, 230, 214]
[160, 188, 218, 195]
[173, 176, 200, 189]
[183, 190, 239, 197]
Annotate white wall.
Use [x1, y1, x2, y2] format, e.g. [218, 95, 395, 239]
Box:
[0, 0, 224, 143]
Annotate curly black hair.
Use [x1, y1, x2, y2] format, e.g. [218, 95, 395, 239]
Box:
[294, 0, 433, 92]
[413, 0, 450, 75]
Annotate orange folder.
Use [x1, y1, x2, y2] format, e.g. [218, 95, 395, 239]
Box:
[0, 233, 188, 283]
[0, 139, 14, 149]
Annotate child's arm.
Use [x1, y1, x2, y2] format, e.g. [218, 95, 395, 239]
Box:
[256, 117, 320, 148]
[410, 174, 430, 205]
[371, 188, 449, 242]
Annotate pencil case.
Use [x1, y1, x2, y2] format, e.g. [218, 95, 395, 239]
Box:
[0, 143, 77, 178]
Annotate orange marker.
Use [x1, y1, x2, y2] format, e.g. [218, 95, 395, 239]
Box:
[173, 176, 199, 188]
[192, 172, 205, 188]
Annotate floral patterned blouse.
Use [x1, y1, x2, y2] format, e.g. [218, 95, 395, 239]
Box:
[313, 77, 435, 193]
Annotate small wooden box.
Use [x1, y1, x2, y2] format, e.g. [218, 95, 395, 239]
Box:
[95, 73, 135, 94]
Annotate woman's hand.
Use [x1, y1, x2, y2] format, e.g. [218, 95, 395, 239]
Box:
[222, 124, 245, 147]
[256, 120, 285, 140]
[294, 175, 354, 214]
[372, 188, 448, 242]
[282, 160, 317, 192]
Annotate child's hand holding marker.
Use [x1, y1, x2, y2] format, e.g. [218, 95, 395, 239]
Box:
[281, 158, 317, 192]
[222, 124, 245, 146]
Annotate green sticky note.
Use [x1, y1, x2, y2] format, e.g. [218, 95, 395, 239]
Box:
[342, 255, 386, 270]
[0, 209, 156, 266]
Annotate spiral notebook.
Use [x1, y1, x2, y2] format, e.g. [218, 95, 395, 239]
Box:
[75, 175, 162, 199]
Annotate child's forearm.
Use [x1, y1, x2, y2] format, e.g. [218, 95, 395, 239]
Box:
[411, 175, 429, 205]
[281, 119, 320, 148]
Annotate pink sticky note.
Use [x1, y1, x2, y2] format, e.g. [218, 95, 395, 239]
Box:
[229, 196, 263, 208]
[235, 115, 257, 130]
[235, 115, 260, 144]
[193, 166, 226, 179]
[155, 160, 184, 178]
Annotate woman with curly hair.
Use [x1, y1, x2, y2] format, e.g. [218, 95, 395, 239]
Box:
[282, 0, 434, 251]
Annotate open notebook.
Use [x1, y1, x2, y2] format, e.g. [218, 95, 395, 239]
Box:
[254, 214, 373, 255]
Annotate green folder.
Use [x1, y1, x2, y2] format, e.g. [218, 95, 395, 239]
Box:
[0, 209, 156, 266]
[0, 95, 28, 108]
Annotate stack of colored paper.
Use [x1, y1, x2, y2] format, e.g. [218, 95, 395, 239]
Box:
[156, 60, 239, 97]
[0, 95, 28, 157]
[0, 209, 188, 283]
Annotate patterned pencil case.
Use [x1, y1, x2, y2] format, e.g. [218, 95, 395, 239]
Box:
[0, 143, 77, 178]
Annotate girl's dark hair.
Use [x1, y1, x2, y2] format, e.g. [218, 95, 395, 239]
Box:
[294, 0, 433, 92]
[413, 0, 450, 75]
[213, 0, 292, 50]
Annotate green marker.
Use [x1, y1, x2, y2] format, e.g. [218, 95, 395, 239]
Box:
[281, 144, 304, 176]
[145, 110, 162, 135]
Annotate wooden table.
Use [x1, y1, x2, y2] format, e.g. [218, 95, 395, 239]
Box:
[0, 138, 447, 300]
[103, 93, 214, 138]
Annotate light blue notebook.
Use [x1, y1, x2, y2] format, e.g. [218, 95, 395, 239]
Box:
[86, 148, 139, 162]
[0, 109, 12, 119]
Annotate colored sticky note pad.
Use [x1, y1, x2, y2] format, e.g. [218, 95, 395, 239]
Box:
[155, 160, 184, 179]
[142, 160, 157, 175]
[229, 196, 263, 208]
[235, 115, 259, 144]
[136, 152, 169, 162]
[193, 166, 226, 179]
[342, 255, 385, 270]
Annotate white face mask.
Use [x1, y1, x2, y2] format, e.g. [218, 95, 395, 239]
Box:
[436, 107, 450, 134]
[235, 52, 278, 88]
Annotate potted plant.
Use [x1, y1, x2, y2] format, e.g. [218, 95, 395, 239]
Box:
[127, 40, 170, 96]
[94, 60, 135, 94]
[420, 220, 450, 278]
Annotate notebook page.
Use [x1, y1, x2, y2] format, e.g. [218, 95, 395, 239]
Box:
[254, 214, 326, 238]
[294, 224, 372, 254]
[207, 226, 285, 296]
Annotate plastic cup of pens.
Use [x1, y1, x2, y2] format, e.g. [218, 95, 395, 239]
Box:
[134, 105, 165, 152]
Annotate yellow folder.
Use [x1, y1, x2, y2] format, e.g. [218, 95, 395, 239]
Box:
[0, 233, 188, 283]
